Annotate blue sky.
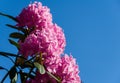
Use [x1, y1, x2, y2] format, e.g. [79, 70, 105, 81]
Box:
[0, 0, 120, 83]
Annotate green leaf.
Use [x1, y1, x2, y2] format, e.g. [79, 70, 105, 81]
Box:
[11, 73, 17, 83]
[0, 52, 18, 57]
[6, 24, 29, 36]
[9, 66, 17, 83]
[20, 62, 34, 68]
[6, 24, 19, 30]
[10, 32, 25, 40]
[8, 39, 20, 49]
[0, 12, 18, 22]
[0, 66, 8, 71]
[34, 62, 45, 74]
[20, 71, 26, 83]
[0, 52, 15, 64]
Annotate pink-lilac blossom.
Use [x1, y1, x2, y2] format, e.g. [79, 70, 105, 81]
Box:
[44, 54, 62, 74]
[59, 54, 81, 83]
[26, 54, 81, 83]
[16, 1, 52, 29]
[44, 54, 81, 83]
[19, 24, 66, 58]
[16, 1, 81, 83]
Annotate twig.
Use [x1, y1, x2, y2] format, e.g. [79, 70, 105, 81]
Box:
[1, 71, 9, 83]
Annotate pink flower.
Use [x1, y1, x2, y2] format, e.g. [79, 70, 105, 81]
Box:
[16, 1, 81, 83]
[58, 54, 81, 83]
[19, 24, 66, 58]
[19, 33, 40, 58]
[16, 1, 52, 29]
[26, 54, 81, 83]
[42, 54, 81, 83]
[44, 55, 62, 74]
[17, 1, 66, 57]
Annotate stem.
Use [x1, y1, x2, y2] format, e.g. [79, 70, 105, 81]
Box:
[46, 71, 61, 83]
[24, 55, 36, 63]
[23, 68, 34, 82]
[7, 56, 15, 64]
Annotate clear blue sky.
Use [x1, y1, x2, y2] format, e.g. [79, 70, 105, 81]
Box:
[0, 0, 120, 83]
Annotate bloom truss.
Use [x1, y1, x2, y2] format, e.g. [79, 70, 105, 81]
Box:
[16, 1, 81, 83]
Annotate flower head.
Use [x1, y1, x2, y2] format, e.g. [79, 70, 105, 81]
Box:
[19, 24, 66, 58]
[44, 55, 62, 74]
[16, 1, 80, 83]
[16, 1, 52, 29]
[58, 54, 81, 83]
[26, 54, 81, 83]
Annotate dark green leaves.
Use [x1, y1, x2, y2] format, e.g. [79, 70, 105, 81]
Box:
[20, 71, 26, 83]
[0, 12, 18, 22]
[11, 73, 17, 83]
[7, 25, 29, 42]
[6, 24, 19, 30]
[21, 62, 34, 69]
[10, 32, 25, 40]
[34, 62, 45, 74]
[8, 39, 20, 49]
[6, 24, 28, 35]
[0, 52, 18, 57]
[0, 66, 8, 71]
[9, 66, 17, 83]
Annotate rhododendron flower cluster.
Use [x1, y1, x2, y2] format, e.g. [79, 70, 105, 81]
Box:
[16, 1, 52, 28]
[19, 24, 66, 58]
[16, 1, 81, 83]
[59, 55, 81, 83]
[26, 54, 81, 83]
